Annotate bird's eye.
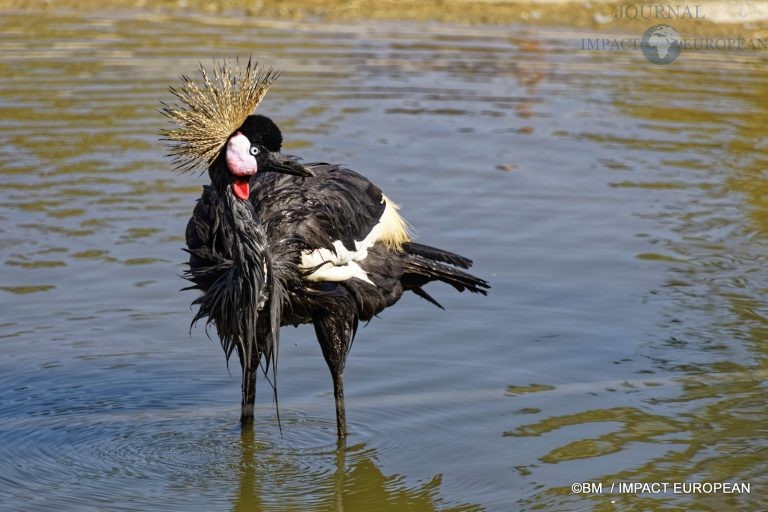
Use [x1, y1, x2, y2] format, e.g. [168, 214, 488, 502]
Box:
[249, 146, 259, 156]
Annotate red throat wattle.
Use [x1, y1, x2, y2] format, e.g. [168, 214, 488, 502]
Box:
[232, 176, 250, 201]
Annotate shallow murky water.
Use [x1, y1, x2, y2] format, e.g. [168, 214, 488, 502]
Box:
[1, 10, 767, 512]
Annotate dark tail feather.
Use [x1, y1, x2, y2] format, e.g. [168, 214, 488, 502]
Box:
[412, 287, 445, 310]
[402, 242, 473, 269]
[403, 253, 490, 299]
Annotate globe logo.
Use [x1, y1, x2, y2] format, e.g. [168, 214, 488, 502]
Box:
[641, 24, 682, 65]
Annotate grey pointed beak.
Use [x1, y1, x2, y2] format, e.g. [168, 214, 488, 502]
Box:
[265, 153, 314, 177]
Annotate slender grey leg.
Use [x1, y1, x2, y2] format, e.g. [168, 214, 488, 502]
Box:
[313, 313, 357, 439]
[333, 372, 346, 439]
[240, 342, 258, 426]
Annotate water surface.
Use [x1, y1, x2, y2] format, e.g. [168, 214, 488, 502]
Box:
[1, 10, 767, 511]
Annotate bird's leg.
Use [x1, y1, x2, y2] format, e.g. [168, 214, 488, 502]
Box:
[333, 371, 346, 438]
[313, 313, 357, 439]
[240, 340, 259, 426]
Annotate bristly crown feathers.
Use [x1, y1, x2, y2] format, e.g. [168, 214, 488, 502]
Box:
[160, 58, 280, 173]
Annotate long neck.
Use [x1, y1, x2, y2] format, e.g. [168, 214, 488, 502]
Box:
[221, 187, 272, 420]
[222, 188, 269, 310]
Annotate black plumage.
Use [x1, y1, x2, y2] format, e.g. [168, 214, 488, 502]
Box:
[183, 114, 489, 438]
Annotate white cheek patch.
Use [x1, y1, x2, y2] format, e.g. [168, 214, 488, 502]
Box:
[226, 132, 257, 176]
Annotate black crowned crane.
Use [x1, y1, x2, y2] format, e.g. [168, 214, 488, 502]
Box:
[161, 60, 489, 439]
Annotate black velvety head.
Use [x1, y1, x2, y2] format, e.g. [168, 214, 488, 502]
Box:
[215, 114, 313, 202]
[237, 115, 283, 152]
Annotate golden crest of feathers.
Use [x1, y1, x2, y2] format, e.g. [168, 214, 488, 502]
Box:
[160, 58, 280, 173]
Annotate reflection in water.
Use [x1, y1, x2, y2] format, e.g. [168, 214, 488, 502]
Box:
[233, 430, 480, 512]
[232, 430, 267, 512]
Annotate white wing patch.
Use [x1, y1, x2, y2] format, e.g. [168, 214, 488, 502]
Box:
[300, 197, 408, 286]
